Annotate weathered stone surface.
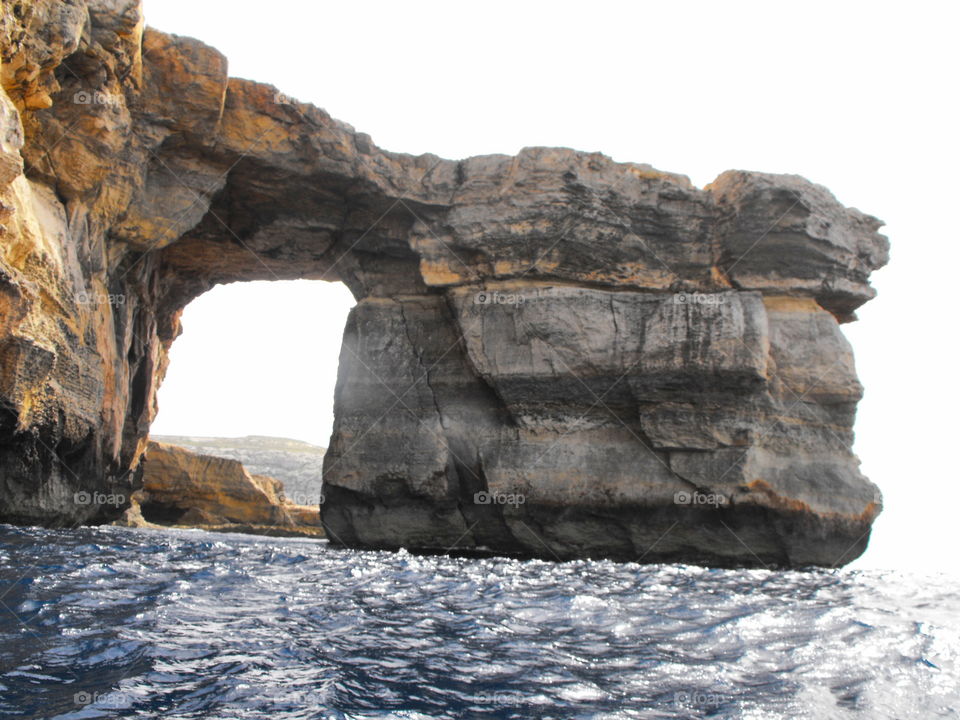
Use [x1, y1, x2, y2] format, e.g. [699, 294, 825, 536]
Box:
[151, 434, 326, 506]
[709, 172, 889, 322]
[0, 0, 888, 566]
[120, 441, 323, 537]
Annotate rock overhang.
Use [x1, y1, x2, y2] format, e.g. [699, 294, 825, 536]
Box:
[0, 0, 887, 566]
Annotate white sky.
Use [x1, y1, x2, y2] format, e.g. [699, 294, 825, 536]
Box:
[146, 0, 959, 573]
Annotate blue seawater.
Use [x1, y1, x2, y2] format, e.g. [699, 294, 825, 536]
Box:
[0, 525, 957, 719]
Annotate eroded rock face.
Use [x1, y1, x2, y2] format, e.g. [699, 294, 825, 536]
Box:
[116, 441, 323, 537]
[150, 435, 326, 506]
[0, 0, 888, 566]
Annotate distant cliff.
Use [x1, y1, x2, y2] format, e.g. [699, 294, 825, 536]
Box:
[152, 435, 325, 506]
[116, 441, 324, 538]
[0, 0, 887, 566]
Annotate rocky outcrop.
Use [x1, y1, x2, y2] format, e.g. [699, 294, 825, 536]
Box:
[0, 0, 887, 566]
[114, 441, 324, 537]
[151, 435, 326, 505]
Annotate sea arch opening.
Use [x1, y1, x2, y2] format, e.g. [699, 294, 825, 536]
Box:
[144, 279, 355, 525]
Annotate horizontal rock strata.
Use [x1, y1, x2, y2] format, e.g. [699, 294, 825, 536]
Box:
[0, 0, 887, 566]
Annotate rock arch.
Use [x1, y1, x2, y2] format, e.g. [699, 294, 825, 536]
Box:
[0, 2, 887, 566]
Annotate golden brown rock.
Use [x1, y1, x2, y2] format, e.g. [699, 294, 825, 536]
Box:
[133, 441, 323, 537]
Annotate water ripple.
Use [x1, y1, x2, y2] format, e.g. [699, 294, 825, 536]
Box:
[0, 525, 957, 719]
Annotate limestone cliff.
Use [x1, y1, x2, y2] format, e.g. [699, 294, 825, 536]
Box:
[0, 0, 888, 566]
[114, 441, 323, 537]
[151, 434, 326, 505]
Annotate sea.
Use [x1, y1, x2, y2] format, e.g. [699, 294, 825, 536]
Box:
[0, 524, 957, 719]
